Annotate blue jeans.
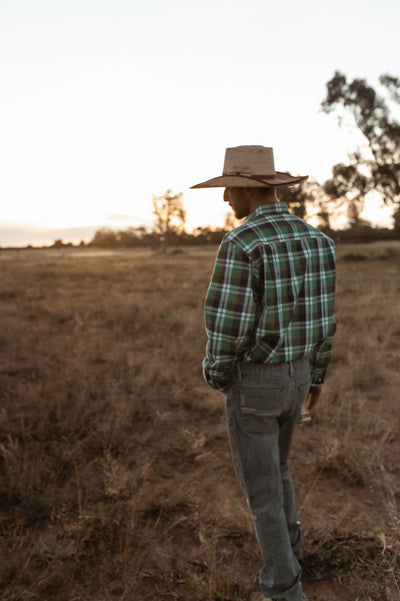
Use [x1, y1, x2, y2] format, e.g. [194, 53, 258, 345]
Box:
[225, 358, 311, 601]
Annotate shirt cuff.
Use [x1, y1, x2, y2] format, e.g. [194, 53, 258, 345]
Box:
[203, 373, 228, 391]
[310, 368, 326, 386]
[203, 361, 230, 391]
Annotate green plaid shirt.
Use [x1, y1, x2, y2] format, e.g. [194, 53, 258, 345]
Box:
[203, 202, 336, 390]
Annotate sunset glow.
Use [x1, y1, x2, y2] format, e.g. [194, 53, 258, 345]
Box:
[1, 0, 399, 246]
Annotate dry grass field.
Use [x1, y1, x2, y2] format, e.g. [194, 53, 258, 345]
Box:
[1, 242, 400, 601]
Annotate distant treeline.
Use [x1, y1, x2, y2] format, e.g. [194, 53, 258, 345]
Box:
[82, 223, 398, 249]
[86, 226, 231, 248]
[2, 221, 398, 253]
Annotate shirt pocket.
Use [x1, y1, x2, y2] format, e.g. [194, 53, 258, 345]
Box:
[239, 385, 287, 434]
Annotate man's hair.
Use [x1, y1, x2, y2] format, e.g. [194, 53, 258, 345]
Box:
[253, 187, 274, 197]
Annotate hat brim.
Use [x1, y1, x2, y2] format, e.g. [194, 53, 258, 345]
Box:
[191, 172, 308, 189]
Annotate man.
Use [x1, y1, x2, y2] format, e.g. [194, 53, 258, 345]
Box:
[191, 146, 336, 601]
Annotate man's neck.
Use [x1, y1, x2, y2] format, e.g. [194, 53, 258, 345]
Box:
[248, 190, 279, 213]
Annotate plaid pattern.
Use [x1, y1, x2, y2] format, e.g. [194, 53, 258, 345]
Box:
[203, 203, 336, 390]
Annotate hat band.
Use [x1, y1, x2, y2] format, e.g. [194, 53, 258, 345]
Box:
[223, 171, 276, 179]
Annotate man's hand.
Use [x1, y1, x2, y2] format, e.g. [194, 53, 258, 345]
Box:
[306, 385, 322, 410]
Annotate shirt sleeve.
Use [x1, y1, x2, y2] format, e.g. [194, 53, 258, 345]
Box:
[309, 239, 337, 385]
[309, 318, 337, 385]
[203, 239, 258, 390]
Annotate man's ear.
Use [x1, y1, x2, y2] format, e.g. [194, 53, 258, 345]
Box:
[246, 188, 258, 200]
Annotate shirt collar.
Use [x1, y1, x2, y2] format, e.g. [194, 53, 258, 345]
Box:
[244, 202, 290, 223]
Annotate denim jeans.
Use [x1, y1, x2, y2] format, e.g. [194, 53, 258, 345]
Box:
[225, 358, 311, 601]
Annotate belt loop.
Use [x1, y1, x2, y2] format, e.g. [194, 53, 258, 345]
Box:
[289, 361, 294, 377]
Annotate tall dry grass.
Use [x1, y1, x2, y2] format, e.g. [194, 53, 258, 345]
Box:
[0, 244, 399, 601]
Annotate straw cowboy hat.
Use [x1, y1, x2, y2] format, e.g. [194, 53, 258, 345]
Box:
[191, 145, 308, 188]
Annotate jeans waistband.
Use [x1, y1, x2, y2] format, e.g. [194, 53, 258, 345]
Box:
[234, 357, 310, 382]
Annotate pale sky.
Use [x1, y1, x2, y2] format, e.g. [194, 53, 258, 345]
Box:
[1, 0, 399, 246]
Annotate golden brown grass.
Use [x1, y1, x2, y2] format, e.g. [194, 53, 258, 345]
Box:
[0, 243, 400, 601]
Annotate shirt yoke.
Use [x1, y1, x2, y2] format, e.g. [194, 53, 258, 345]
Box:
[224, 204, 334, 257]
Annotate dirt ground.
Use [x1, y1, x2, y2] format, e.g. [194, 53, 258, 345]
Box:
[1, 244, 400, 601]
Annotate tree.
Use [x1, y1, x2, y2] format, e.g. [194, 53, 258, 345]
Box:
[279, 180, 318, 220]
[89, 228, 118, 248]
[278, 180, 339, 231]
[321, 71, 400, 232]
[152, 189, 186, 252]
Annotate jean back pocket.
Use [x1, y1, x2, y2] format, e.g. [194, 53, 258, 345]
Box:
[239, 386, 287, 434]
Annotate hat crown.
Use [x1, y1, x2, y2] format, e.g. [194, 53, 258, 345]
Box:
[223, 146, 276, 176]
[190, 144, 307, 188]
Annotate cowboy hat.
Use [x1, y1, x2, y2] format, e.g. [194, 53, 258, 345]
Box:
[191, 145, 308, 188]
